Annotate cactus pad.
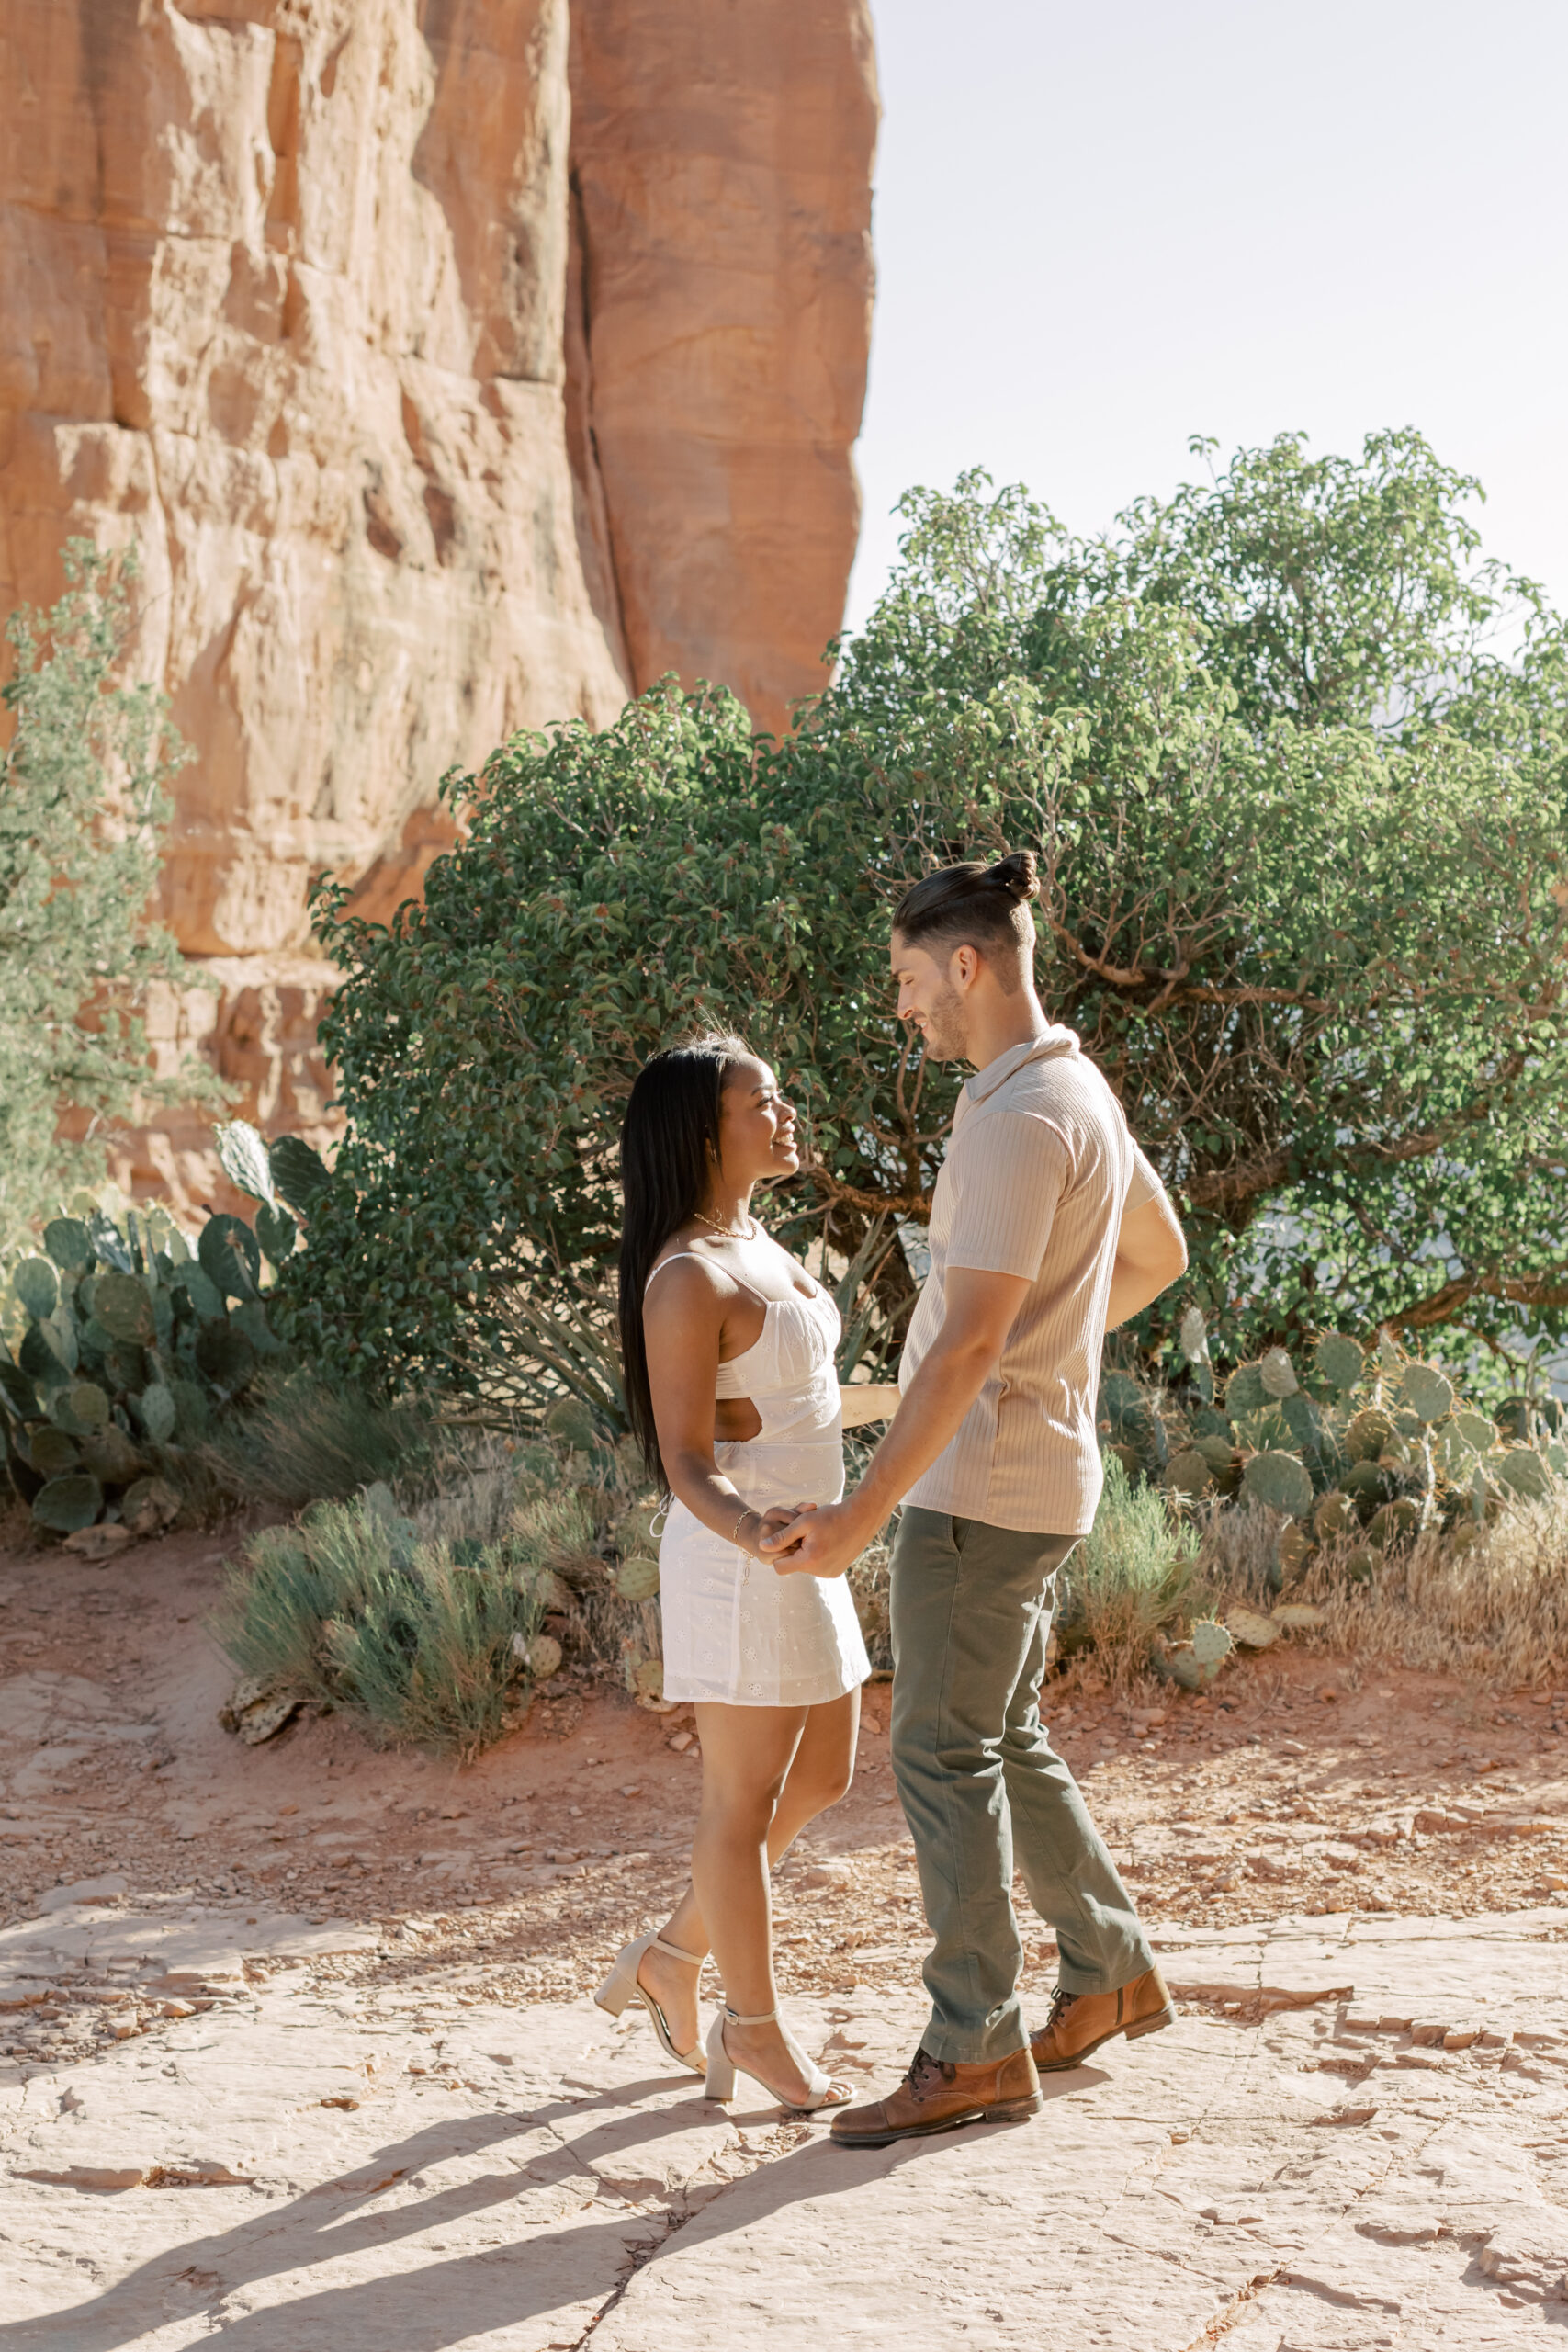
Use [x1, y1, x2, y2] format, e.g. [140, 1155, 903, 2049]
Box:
[1399, 1363, 1454, 1424]
[32, 1473, 104, 1533]
[198, 1214, 263, 1302]
[615, 1556, 660, 1602]
[1314, 1332, 1366, 1392]
[214, 1118, 276, 1206]
[122, 1476, 180, 1536]
[1190, 1621, 1235, 1679]
[43, 1217, 92, 1273]
[268, 1132, 333, 1208]
[1496, 1448, 1552, 1500]
[28, 1428, 81, 1479]
[1243, 1450, 1314, 1517]
[1179, 1306, 1209, 1363]
[137, 1383, 177, 1445]
[545, 1396, 598, 1451]
[1276, 1522, 1314, 1578]
[527, 1633, 564, 1680]
[1366, 1498, 1420, 1549]
[12, 1258, 59, 1320]
[255, 1202, 298, 1266]
[1225, 1606, 1280, 1648]
[1314, 1489, 1357, 1538]
[95, 1272, 155, 1346]
[1259, 1347, 1299, 1398]
[81, 1425, 145, 1484]
[631, 1656, 664, 1702]
[1345, 1408, 1395, 1462]
[1225, 1363, 1269, 1415]
[51, 1380, 109, 1435]
[1165, 1446, 1213, 1496]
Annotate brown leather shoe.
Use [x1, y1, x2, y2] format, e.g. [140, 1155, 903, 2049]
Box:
[1030, 1965, 1175, 2072]
[829, 2044, 1042, 2148]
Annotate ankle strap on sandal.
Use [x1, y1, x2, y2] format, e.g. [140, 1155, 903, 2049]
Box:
[722, 2003, 778, 2026]
[652, 1937, 704, 1966]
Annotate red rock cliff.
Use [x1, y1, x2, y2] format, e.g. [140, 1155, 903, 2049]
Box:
[0, 0, 876, 1204]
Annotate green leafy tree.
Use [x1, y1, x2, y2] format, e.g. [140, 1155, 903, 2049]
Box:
[281, 433, 1568, 1400]
[0, 542, 219, 1236]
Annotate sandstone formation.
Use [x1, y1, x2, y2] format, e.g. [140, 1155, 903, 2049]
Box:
[0, 0, 876, 1208]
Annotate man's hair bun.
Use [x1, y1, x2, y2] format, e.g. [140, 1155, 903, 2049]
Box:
[891, 847, 1041, 969]
[986, 850, 1040, 903]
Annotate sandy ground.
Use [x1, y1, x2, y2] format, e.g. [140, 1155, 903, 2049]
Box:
[2, 1530, 1566, 2345]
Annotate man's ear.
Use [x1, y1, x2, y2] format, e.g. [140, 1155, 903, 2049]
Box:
[950, 943, 981, 991]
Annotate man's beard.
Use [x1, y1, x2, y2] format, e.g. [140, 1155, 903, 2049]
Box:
[920, 980, 970, 1061]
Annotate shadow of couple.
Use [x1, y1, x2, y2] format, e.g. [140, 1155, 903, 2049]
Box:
[2, 2058, 1106, 2348]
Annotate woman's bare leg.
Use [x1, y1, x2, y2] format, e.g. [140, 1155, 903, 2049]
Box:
[637, 1687, 861, 2070]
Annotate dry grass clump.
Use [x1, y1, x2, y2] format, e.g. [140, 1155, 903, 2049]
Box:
[1298, 1494, 1568, 1687]
[848, 1539, 894, 1674]
[1060, 1453, 1210, 1691]
[1196, 1495, 1285, 1606]
[1288, 1486, 1568, 1693]
[201, 1370, 450, 1514]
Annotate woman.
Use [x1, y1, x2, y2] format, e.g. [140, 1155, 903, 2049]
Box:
[595, 1035, 884, 2111]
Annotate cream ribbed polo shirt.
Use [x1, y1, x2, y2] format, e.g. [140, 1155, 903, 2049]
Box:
[898, 1027, 1164, 1536]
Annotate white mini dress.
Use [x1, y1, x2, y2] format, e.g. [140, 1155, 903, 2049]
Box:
[649, 1244, 872, 1708]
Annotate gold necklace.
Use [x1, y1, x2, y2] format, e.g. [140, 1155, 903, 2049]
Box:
[692, 1206, 759, 1240]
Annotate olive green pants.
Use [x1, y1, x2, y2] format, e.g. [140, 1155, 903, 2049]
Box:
[889, 1505, 1156, 2064]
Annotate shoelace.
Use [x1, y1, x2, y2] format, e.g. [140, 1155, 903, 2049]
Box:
[1043, 1984, 1080, 2034]
[906, 2047, 957, 2097]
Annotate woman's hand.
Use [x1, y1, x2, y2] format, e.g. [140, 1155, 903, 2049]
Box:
[754, 1504, 810, 1556]
[760, 1498, 876, 1578]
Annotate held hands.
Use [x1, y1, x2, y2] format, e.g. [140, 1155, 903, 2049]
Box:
[758, 1498, 867, 1581]
[753, 1505, 807, 1555]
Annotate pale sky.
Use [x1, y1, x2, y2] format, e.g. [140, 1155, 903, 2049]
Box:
[845, 0, 1568, 630]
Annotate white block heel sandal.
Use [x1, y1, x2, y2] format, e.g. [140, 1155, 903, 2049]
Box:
[593, 1934, 706, 2074]
[704, 2004, 852, 2112]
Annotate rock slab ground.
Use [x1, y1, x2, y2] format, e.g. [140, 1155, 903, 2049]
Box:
[3, 1904, 1566, 2348]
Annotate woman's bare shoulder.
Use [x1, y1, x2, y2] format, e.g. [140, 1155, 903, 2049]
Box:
[641, 1241, 736, 1319]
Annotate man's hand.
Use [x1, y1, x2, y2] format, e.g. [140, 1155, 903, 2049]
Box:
[760, 1499, 867, 1580]
[755, 1504, 804, 1552]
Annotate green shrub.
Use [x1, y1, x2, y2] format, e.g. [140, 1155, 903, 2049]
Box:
[214, 1428, 679, 1758]
[275, 431, 1568, 1396]
[0, 543, 224, 1238]
[215, 1490, 548, 1762]
[1058, 1453, 1207, 1689]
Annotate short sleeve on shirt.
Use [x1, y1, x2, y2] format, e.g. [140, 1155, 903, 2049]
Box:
[944, 1111, 1068, 1281]
[1126, 1140, 1163, 1210]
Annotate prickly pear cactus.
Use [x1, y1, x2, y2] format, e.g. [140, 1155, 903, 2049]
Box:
[0, 1181, 292, 1545]
[615, 1556, 660, 1602]
[1156, 1616, 1235, 1690]
[1134, 1325, 1564, 1606]
[1243, 1450, 1314, 1518]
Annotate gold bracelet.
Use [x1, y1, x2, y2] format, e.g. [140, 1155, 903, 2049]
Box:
[729, 1506, 758, 1552]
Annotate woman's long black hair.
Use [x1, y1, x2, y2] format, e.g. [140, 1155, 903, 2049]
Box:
[617, 1033, 751, 1489]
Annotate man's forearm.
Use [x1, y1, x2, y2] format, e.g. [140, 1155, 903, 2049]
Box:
[844, 1335, 998, 1534]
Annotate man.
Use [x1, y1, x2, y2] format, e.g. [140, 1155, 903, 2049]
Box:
[761, 848, 1188, 2148]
